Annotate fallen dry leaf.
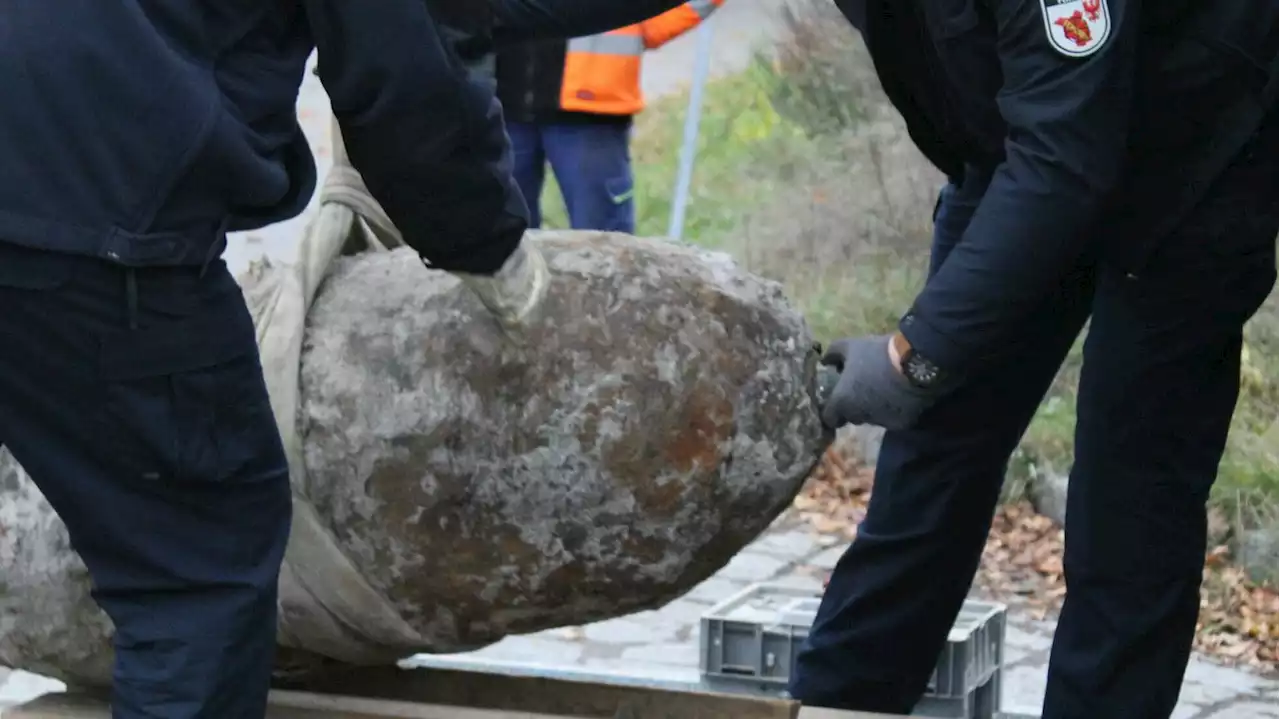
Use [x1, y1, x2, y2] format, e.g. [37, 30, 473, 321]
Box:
[790, 439, 1279, 674]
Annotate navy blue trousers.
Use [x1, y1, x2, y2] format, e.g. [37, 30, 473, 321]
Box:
[789, 125, 1277, 718]
[0, 246, 292, 718]
[507, 120, 635, 233]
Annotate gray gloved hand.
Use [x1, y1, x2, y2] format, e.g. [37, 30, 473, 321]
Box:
[820, 335, 937, 431]
[452, 239, 549, 344]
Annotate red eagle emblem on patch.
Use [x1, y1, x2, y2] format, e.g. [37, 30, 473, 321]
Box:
[1054, 10, 1093, 47]
[1042, 0, 1109, 56]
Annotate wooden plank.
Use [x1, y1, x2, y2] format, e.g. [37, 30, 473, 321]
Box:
[269, 690, 593, 718]
[3, 668, 910, 719]
[271, 692, 909, 719]
[1, 692, 585, 719]
[270, 689, 596, 718]
[276, 664, 803, 719]
[2, 694, 109, 719]
[3, 690, 912, 719]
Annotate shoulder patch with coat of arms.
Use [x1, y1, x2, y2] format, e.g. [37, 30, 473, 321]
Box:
[1040, 0, 1111, 57]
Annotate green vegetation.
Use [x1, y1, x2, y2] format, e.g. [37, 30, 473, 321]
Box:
[536, 0, 1278, 544]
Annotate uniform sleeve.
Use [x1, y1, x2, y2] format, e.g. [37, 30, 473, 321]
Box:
[639, 0, 725, 50]
[304, 0, 526, 275]
[899, 0, 1139, 371]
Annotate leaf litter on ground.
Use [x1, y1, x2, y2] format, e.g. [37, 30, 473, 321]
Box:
[791, 443, 1279, 673]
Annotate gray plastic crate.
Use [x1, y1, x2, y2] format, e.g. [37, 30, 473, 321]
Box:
[699, 583, 1008, 717]
[914, 672, 999, 718]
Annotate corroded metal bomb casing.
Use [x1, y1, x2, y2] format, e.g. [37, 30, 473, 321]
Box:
[0, 231, 832, 686]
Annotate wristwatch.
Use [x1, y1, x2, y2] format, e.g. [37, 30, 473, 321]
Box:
[891, 330, 946, 391]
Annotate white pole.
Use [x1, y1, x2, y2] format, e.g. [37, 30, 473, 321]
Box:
[666, 21, 715, 241]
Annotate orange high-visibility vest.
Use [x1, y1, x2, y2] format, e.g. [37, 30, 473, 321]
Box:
[559, 0, 725, 116]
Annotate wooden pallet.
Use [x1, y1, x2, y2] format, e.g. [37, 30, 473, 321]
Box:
[1, 665, 905, 719]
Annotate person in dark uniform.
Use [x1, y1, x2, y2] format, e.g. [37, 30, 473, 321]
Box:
[786, 0, 1277, 716]
[0, 0, 684, 716]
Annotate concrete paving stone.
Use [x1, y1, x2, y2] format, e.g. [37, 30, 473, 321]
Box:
[808, 544, 849, 570]
[680, 576, 748, 605]
[1003, 623, 1054, 652]
[713, 552, 790, 583]
[455, 635, 585, 664]
[619, 641, 702, 666]
[1000, 665, 1048, 711]
[750, 530, 822, 560]
[577, 640, 626, 661]
[635, 606, 701, 634]
[1001, 647, 1030, 667]
[576, 657, 702, 685]
[1178, 676, 1250, 706]
[765, 572, 824, 594]
[649, 599, 714, 627]
[1183, 658, 1269, 694]
[994, 653, 1278, 718]
[581, 614, 680, 645]
[1203, 702, 1280, 718]
[788, 564, 830, 582]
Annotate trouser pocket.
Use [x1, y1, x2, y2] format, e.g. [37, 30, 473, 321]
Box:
[97, 284, 283, 486]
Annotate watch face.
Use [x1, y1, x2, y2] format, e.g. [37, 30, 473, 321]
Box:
[905, 353, 941, 388]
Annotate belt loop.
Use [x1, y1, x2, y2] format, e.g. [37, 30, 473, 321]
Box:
[199, 219, 231, 279]
[125, 268, 139, 331]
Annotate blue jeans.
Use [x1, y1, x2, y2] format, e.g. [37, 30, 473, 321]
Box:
[507, 121, 635, 233]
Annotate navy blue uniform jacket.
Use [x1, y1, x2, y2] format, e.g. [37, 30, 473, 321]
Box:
[836, 0, 1276, 372]
[0, 0, 683, 274]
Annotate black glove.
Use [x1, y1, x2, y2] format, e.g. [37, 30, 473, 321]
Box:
[820, 335, 938, 431]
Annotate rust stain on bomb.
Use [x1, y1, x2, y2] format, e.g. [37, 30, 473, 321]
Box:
[666, 391, 735, 476]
